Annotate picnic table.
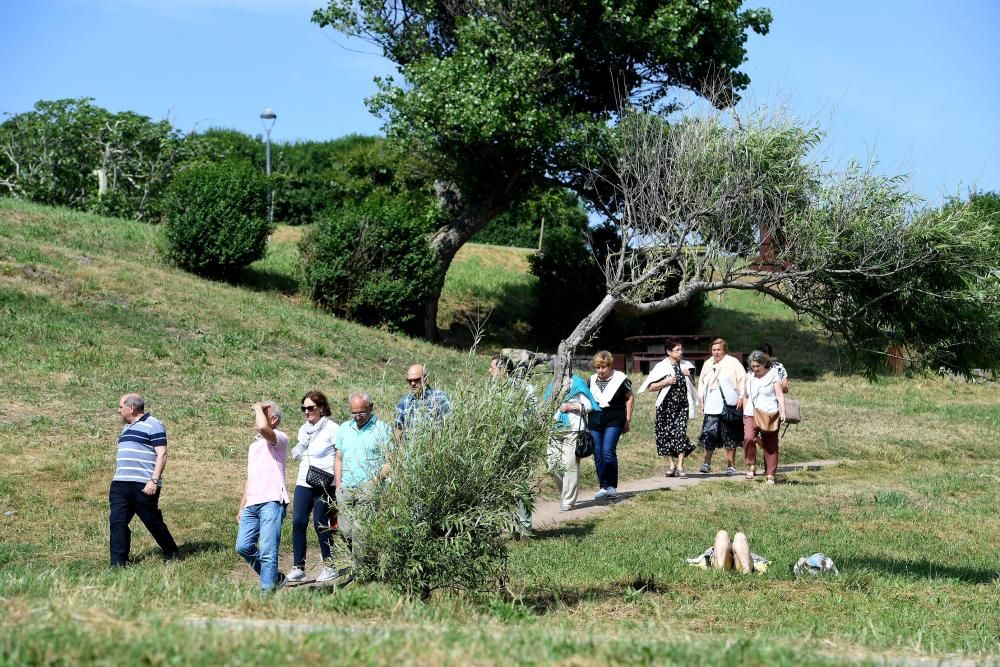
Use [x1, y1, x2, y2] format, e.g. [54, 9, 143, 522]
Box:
[623, 334, 744, 376]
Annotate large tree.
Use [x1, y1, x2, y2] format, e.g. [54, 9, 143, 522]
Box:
[547, 104, 1000, 384]
[313, 0, 771, 339]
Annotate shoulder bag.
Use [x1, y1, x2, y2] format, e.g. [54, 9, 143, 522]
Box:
[753, 408, 781, 433]
[706, 363, 742, 426]
[574, 430, 595, 458]
[303, 426, 335, 493]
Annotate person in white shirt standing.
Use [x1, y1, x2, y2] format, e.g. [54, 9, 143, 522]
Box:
[696, 338, 746, 475]
[742, 351, 787, 484]
[286, 390, 339, 584]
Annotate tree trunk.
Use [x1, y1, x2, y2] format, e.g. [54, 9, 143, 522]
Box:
[549, 293, 621, 397]
[419, 193, 513, 341]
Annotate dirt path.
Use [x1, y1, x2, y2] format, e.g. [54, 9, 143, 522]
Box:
[530, 459, 841, 529]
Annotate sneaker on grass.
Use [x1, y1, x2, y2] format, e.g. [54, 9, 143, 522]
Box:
[699, 463, 711, 474]
[316, 567, 338, 583]
[286, 566, 306, 582]
[726, 466, 737, 476]
[595, 488, 609, 500]
[606, 486, 618, 498]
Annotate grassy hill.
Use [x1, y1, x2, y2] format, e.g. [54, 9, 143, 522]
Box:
[1, 199, 997, 665]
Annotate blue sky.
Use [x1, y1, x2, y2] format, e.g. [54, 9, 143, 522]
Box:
[2, 0, 997, 205]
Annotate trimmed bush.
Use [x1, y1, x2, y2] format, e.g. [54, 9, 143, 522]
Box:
[162, 160, 270, 278]
[299, 192, 440, 334]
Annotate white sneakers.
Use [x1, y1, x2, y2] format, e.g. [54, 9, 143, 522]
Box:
[286, 566, 306, 582]
[595, 488, 608, 499]
[606, 486, 618, 498]
[316, 566, 339, 583]
[595, 487, 618, 500]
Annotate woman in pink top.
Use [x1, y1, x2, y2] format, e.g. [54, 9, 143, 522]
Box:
[235, 401, 290, 592]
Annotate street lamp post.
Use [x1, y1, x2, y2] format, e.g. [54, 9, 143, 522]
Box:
[259, 108, 277, 224]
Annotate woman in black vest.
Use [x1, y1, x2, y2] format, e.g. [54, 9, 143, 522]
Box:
[588, 350, 634, 499]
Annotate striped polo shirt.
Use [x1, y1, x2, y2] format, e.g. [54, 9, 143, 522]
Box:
[112, 414, 167, 483]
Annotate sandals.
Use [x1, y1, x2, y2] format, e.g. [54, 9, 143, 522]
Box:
[666, 467, 678, 478]
[678, 470, 687, 479]
[745, 470, 755, 480]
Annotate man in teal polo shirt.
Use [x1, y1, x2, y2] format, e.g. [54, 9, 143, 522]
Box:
[334, 390, 392, 576]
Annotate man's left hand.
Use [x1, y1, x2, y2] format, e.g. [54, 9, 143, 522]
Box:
[142, 481, 158, 496]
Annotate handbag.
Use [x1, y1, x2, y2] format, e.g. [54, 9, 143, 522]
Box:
[720, 401, 743, 426]
[707, 364, 741, 426]
[753, 408, 781, 433]
[784, 396, 802, 425]
[574, 430, 594, 458]
[306, 465, 334, 492]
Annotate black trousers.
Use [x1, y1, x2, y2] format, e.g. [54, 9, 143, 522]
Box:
[109, 481, 179, 566]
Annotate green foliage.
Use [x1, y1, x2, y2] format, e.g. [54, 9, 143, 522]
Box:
[272, 135, 420, 226]
[314, 1, 771, 203]
[779, 178, 1000, 375]
[185, 127, 264, 169]
[162, 160, 270, 278]
[358, 368, 549, 597]
[299, 192, 441, 333]
[473, 189, 587, 248]
[185, 131, 429, 226]
[0, 98, 185, 220]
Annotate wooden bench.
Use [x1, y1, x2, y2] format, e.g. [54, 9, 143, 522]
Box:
[630, 350, 745, 376]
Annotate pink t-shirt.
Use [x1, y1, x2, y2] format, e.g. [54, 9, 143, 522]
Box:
[244, 430, 289, 506]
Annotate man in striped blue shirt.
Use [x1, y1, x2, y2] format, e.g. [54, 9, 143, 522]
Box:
[109, 393, 179, 567]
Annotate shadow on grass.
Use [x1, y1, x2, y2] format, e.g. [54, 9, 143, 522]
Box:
[698, 301, 845, 380]
[131, 540, 229, 564]
[531, 523, 597, 541]
[233, 266, 299, 295]
[514, 575, 674, 614]
[846, 556, 999, 584]
[438, 298, 539, 352]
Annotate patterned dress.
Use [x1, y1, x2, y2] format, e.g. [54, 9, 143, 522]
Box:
[654, 362, 695, 457]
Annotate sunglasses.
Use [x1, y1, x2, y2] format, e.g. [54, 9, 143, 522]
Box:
[301, 404, 319, 413]
[406, 378, 422, 384]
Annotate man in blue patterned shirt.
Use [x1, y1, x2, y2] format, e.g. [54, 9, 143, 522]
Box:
[109, 393, 179, 567]
[394, 364, 452, 442]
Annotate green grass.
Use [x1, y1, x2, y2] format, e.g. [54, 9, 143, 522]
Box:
[1, 198, 998, 666]
[437, 242, 539, 349]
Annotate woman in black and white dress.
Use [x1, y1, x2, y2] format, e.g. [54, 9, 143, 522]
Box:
[637, 338, 697, 478]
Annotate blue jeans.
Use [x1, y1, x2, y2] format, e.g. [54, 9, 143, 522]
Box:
[292, 484, 335, 567]
[235, 501, 286, 591]
[590, 426, 623, 489]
